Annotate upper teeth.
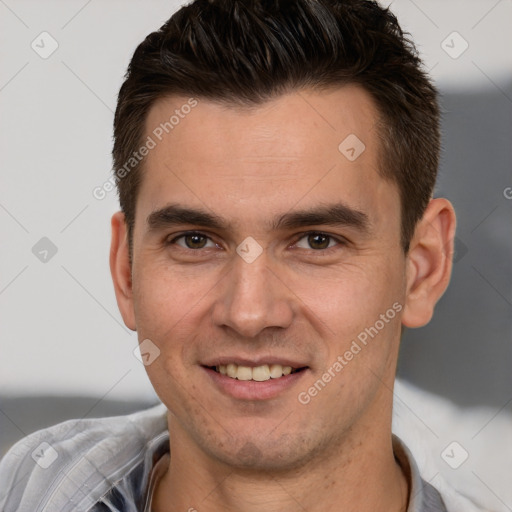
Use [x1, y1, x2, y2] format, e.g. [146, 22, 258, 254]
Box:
[216, 363, 294, 381]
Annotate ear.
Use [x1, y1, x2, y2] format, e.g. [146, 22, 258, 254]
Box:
[402, 198, 457, 328]
[110, 211, 137, 331]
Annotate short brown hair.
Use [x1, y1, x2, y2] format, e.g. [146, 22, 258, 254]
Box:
[113, 0, 440, 263]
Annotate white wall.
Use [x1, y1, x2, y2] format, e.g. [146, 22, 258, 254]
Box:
[1, 0, 511, 400]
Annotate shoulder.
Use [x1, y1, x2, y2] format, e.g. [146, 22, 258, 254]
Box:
[0, 403, 168, 512]
[393, 378, 512, 512]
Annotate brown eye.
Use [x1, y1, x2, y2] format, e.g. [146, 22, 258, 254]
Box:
[167, 232, 215, 250]
[184, 234, 208, 249]
[295, 232, 341, 251]
[307, 233, 330, 250]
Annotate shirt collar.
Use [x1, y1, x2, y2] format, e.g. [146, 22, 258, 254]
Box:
[393, 434, 448, 512]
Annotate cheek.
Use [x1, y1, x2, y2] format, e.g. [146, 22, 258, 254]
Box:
[293, 262, 405, 390]
[133, 259, 214, 333]
[133, 264, 204, 413]
[291, 260, 402, 340]
[131, 263, 213, 386]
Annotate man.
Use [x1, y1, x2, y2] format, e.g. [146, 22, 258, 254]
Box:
[0, 0, 483, 510]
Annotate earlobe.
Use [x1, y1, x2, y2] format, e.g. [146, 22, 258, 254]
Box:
[402, 198, 457, 328]
[110, 211, 137, 331]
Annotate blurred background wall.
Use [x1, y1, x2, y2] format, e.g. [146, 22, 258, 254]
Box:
[1, 0, 511, 452]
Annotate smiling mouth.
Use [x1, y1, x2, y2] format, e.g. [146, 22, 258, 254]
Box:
[208, 363, 307, 382]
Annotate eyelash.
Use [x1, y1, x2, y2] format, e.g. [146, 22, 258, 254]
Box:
[165, 230, 347, 255]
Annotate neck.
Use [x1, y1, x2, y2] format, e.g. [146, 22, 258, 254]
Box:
[153, 413, 409, 512]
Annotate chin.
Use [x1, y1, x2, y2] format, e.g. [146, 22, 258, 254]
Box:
[202, 431, 324, 473]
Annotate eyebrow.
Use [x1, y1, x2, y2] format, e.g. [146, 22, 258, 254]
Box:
[146, 202, 370, 235]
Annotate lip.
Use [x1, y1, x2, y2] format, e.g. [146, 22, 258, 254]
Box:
[203, 365, 309, 401]
[201, 356, 308, 369]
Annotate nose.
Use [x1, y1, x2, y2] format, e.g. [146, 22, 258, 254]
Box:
[211, 246, 294, 339]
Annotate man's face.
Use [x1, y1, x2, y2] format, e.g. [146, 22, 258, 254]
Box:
[125, 85, 408, 470]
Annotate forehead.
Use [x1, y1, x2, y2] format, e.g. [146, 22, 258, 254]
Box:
[145, 85, 379, 163]
[135, 85, 399, 235]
